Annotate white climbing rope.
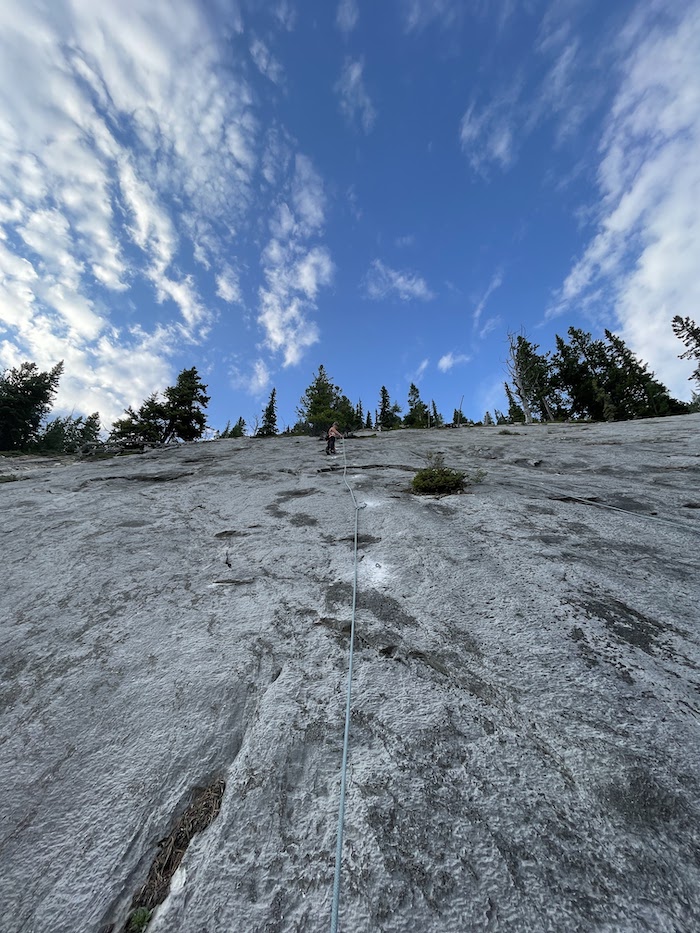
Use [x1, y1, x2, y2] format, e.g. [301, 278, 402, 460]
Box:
[330, 437, 365, 933]
[501, 476, 700, 535]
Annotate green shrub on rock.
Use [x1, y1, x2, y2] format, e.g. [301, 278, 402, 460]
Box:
[412, 452, 467, 495]
[125, 907, 152, 933]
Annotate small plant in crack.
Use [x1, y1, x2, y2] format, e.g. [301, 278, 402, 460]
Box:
[125, 907, 152, 933]
[411, 451, 485, 495]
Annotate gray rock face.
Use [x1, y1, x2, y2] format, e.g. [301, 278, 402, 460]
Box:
[1, 415, 699, 932]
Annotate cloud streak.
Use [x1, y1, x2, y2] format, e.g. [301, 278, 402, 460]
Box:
[365, 260, 434, 302]
[336, 0, 359, 34]
[551, 2, 700, 398]
[0, 0, 260, 423]
[438, 352, 470, 373]
[335, 59, 377, 134]
[257, 155, 335, 368]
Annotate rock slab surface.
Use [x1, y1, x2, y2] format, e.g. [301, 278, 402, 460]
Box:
[1, 415, 699, 932]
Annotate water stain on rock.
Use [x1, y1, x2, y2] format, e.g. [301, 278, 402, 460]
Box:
[599, 767, 686, 828]
[577, 595, 668, 655]
[289, 513, 318, 527]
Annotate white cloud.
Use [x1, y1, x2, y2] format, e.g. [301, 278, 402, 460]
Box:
[472, 270, 503, 328]
[257, 154, 333, 368]
[232, 358, 271, 396]
[335, 59, 376, 134]
[336, 0, 359, 34]
[438, 352, 470, 372]
[294, 247, 334, 300]
[0, 0, 259, 425]
[273, 0, 297, 31]
[216, 267, 242, 304]
[292, 155, 326, 233]
[479, 316, 500, 340]
[250, 37, 285, 85]
[395, 234, 415, 248]
[400, 0, 463, 32]
[458, 3, 604, 175]
[365, 260, 434, 302]
[459, 99, 516, 174]
[551, 3, 700, 399]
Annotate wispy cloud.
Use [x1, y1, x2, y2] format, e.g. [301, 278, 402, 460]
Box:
[231, 358, 271, 396]
[335, 59, 377, 134]
[458, 2, 607, 175]
[400, 0, 464, 33]
[438, 352, 470, 373]
[336, 0, 359, 34]
[250, 37, 285, 86]
[415, 358, 429, 381]
[550, 2, 700, 398]
[0, 0, 259, 422]
[459, 91, 519, 175]
[257, 155, 334, 367]
[472, 270, 503, 328]
[395, 234, 415, 248]
[216, 267, 242, 304]
[365, 260, 435, 302]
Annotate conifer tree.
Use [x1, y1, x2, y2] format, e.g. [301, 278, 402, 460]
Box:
[257, 388, 278, 437]
[296, 365, 353, 433]
[378, 386, 402, 430]
[162, 367, 210, 442]
[220, 417, 246, 438]
[672, 315, 700, 388]
[403, 383, 429, 428]
[365, 411, 373, 429]
[36, 412, 101, 453]
[504, 383, 525, 423]
[431, 400, 444, 427]
[0, 361, 64, 450]
[110, 367, 209, 443]
[507, 334, 557, 422]
[603, 330, 682, 419]
[551, 328, 611, 420]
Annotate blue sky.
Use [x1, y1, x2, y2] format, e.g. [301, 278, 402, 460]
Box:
[0, 0, 698, 432]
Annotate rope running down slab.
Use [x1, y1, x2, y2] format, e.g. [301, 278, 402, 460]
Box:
[330, 439, 365, 933]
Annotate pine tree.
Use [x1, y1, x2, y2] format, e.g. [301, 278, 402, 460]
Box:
[220, 417, 246, 438]
[110, 368, 209, 444]
[257, 388, 278, 437]
[431, 400, 443, 427]
[603, 330, 682, 419]
[36, 412, 101, 453]
[0, 361, 64, 450]
[162, 367, 210, 442]
[672, 315, 700, 388]
[551, 328, 611, 420]
[452, 408, 465, 426]
[504, 383, 525, 423]
[355, 399, 364, 427]
[403, 383, 429, 428]
[365, 411, 373, 429]
[507, 334, 557, 422]
[378, 386, 402, 430]
[297, 365, 353, 433]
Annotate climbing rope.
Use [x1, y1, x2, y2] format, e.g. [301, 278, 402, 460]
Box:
[330, 437, 365, 933]
[501, 476, 700, 535]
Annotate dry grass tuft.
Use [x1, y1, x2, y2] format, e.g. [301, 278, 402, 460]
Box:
[123, 778, 226, 931]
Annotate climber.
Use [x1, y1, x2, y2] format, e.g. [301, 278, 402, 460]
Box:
[325, 422, 344, 455]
